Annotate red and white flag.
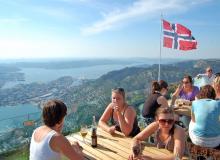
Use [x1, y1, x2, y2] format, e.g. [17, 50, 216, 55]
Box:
[163, 19, 197, 51]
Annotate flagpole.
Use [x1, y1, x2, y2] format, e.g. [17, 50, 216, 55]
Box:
[158, 14, 163, 81]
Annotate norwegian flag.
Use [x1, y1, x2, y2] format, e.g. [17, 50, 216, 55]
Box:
[163, 19, 197, 51]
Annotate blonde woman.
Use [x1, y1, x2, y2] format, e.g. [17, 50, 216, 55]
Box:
[99, 88, 140, 137]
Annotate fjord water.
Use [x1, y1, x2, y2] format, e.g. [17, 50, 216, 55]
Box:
[0, 62, 146, 131]
[0, 104, 40, 133]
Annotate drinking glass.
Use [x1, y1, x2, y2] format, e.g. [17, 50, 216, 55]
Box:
[80, 124, 88, 143]
[132, 142, 141, 158]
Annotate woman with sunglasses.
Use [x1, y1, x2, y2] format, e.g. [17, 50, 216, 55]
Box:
[172, 75, 199, 129]
[98, 88, 140, 137]
[173, 75, 199, 102]
[130, 107, 185, 160]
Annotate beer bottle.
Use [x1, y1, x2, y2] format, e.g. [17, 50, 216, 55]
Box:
[91, 127, 97, 147]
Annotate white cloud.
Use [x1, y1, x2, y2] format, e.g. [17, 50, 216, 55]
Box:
[81, 0, 211, 35]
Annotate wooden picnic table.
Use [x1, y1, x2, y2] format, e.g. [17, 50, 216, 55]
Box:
[66, 127, 189, 160]
[173, 105, 191, 117]
[168, 99, 192, 117]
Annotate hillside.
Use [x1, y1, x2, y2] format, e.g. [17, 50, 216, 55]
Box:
[62, 59, 220, 131]
[0, 59, 219, 154]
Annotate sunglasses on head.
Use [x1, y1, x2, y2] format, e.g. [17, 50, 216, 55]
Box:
[158, 119, 174, 125]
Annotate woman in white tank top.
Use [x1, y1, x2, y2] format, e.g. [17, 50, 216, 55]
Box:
[29, 100, 83, 160]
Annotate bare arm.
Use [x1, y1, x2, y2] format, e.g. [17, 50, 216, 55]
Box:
[157, 96, 169, 107]
[173, 126, 186, 159]
[132, 122, 158, 145]
[117, 106, 136, 136]
[98, 103, 115, 134]
[51, 134, 84, 160]
[172, 84, 183, 98]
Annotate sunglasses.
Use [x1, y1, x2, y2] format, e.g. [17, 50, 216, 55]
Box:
[158, 119, 174, 125]
[207, 70, 212, 72]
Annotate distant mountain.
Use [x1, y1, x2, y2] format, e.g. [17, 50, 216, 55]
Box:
[62, 59, 220, 131]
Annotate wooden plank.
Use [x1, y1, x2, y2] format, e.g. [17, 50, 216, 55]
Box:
[67, 135, 104, 160]
[87, 132, 131, 159]
[97, 128, 131, 147]
[69, 134, 126, 160]
[97, 128, 173, 157]
[66, 128, 189, 160]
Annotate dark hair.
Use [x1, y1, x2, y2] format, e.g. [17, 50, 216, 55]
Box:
[183, 75, 192, 84]
[42, 99, 67, 127]
[159, 80, 168, 90]
[197, 85, 216, 100]
[112, 87, 125, 99]
[151, 80, 168, 93]
[151, 81, 161, 93]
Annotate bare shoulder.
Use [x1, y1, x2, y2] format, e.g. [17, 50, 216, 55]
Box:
[174, 125, 185, 137]
[125, 105, 136, 115]
[51, 132, 65, 143]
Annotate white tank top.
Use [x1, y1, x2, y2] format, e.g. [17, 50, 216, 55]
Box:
[29, 129, 61, 160]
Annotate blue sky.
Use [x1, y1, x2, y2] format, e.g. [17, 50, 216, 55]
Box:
[0, 0, 220, 59]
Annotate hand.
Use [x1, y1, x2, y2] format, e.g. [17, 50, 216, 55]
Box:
[114, 105, 120, 113]
[128, 154, 150, 160]
[128, 154, 141, 160]
[108, 126, 116, 134]
[177, 83, 183, 90]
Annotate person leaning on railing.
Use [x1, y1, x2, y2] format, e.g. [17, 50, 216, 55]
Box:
[98, 87, 140, 137]
[129, 107, 185, 160]
[29, 99, 84, 160]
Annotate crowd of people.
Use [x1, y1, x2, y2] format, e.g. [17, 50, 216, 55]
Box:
[29, 66, 220, 160]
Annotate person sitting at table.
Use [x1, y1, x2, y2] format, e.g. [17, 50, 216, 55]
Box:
[213, 75, 220, 100]
[130, 107, 185, 160]
[98, 87, 140, 137]
[172, 75, 199, 102]
[172, 75, 200, 129]
[29, 99, 84, 160]
[142, 80, 169, 124]
[189, 85, 220, 149]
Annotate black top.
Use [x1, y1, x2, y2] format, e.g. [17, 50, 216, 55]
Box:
[142, 92, 161, 119]
[110, 106, 140, 137]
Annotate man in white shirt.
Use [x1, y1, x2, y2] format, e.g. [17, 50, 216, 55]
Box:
[196, 66, 215, 86]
